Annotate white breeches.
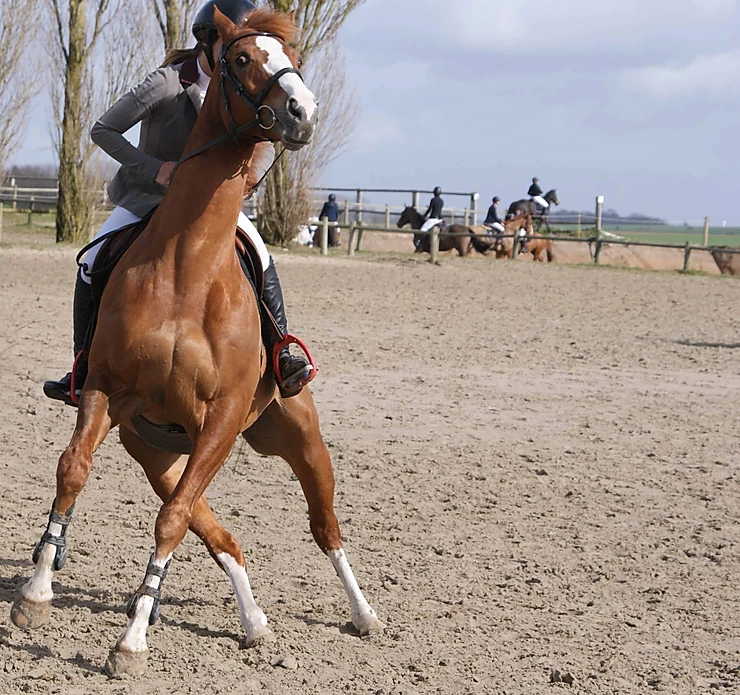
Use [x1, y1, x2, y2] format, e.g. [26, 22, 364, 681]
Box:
[486, 222, 505, 234]
[421, 218, 443, 233]
[533, 196, 549, 209]
[80, 206, 270, 284]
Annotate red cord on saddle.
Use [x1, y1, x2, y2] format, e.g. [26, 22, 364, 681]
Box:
[69, 350, 86, 406]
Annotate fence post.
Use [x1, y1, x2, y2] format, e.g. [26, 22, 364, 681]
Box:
[343, 199, 350, 226]
[27, 195, 34, 225]
[703, 217, 709, 246]
[595, 196, 604, 237]
[512, 234, 519, 259]
[356, 226, 364, 252]
[463, 208, 469, 226]
[356, 189, 363, 225]
[577, 213, 582, 238]
[594, 238, 603, 264]
[12, 183, 18, 210]
[682, 242, 691, 272]
[471, 192, 479, 225]
[412, 191, 419, 209]
[0, 202, 3, 243]
[347, 222, 356, 256]
[385, 204, 390, 227]
[450, 209, 455, 225]
[320, 216, 328, 256]
[430, 227, 439, 264]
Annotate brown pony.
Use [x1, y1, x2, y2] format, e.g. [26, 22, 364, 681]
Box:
[11, 8, 381, 677]
[397, 205, 473, 256]
[469, 214, 534, 258]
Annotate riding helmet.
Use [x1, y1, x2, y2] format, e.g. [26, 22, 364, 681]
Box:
[193, 0, 257, 66]
[433, 186, 442, 196]
[328, 193, 336, 202]
[492, 196, 500, 203]
[532, 177, 539, 183]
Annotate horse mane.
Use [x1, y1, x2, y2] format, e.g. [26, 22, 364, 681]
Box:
[242, 7, 297, 44]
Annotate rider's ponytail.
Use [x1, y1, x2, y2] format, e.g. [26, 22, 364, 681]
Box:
[161, 46, 202, 68]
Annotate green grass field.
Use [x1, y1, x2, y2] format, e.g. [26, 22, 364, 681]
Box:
[552, 223, 740, 247]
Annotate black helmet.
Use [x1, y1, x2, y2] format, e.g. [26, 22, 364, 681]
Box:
[328, 193, 336, 202]
[492, 196, 500, 203]
[193, 0, 257, 66]
[433, 186, 442, 196]
[532, 177, 539, 183]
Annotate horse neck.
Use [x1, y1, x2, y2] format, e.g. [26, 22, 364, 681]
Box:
[153, 87, 256, 256]
[410, 210, 424, 229]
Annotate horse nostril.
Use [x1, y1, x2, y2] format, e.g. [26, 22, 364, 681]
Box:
[288, 97, 303, 121]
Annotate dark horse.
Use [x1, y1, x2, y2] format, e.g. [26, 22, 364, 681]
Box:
[397, 206, 472, 257]
[507, 189, 559, 233]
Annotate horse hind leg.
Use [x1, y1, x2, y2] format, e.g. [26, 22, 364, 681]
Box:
[243, 392, 383, 636]
[11, 385, 115, 631]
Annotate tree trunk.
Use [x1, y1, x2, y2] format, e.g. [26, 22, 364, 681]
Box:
[164, 0, 182, 51]
[56, 0, 91, 243]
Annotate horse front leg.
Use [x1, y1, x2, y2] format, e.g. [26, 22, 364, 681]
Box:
[106, 409, 243, 677]
[11, 387, 113, 630]
[244, 391, 383, 636]
[119, 426, 272, 649]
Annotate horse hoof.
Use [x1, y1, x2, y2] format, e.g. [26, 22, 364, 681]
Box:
[10, 595, 51, 630]
[105, 648, 149, 678]
[353, 610, 384, 636]
[242, 625, 274, 649]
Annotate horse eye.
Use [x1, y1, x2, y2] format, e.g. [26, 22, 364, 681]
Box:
[297, 58, 303, 69]
[235, 55, 250, 68]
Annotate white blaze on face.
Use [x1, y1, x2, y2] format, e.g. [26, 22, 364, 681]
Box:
[255, 36, 317, 121]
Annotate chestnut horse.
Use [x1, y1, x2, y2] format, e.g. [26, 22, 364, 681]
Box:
[397, 205, 473, 256]
[469, 214, 534, 257]
[11, 8, 381, 677]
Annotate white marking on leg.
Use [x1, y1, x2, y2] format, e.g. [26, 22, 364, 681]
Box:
[255, 36, 318, 121]
[327, 549, 383, 635]
[217, 552, 270, 644]
[115, 552, 172, 654]
[20, 521, 63, 603]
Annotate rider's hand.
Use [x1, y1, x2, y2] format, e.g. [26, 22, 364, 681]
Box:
[155, 161, 177, 186]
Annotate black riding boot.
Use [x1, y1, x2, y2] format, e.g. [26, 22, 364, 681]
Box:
[262, 259, 312, 397]
[43, 273, 95, 406]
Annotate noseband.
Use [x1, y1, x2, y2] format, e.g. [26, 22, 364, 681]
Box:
[177, 31, 303, 170]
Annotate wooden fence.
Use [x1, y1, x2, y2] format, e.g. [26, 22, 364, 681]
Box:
[310, 220, 740, 270]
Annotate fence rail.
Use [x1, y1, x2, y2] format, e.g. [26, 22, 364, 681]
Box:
[309, 221, 740, 270]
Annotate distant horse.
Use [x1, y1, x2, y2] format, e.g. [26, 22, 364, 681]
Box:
[507, 189, 559, 233]
[397, 206, 473, 257]
[710, 247, 740, 276]
[469, 214, 533, 257]
[496, 234, 555, 262]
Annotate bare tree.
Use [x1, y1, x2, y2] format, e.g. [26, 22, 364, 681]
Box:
[48, 0, 116, 242]
[0, 0, 40, 175]
[150, 0, 200, 51]
[260, 0, 365, 246]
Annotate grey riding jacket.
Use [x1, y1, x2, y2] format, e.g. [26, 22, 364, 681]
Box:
[91, 57, 203, 217]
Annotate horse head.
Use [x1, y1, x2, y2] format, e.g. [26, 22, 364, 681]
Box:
[398, 205, 422, 229]
[213, 7, 318, 151]
[545, 189, 559, 206]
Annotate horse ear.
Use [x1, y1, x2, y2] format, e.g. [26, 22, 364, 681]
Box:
[213, 6, 238, 41]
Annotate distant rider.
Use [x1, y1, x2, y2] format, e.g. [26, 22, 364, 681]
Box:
[421, 186, 445, 233]
[528, 177, 549, 210]
[318, 193, 340, 246]
[483, 196, 504, 236]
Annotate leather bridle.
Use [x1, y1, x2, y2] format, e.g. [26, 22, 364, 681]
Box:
[177, 31, 303, 170]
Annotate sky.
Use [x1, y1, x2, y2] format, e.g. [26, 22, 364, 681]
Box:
[12, 0, 740, 224]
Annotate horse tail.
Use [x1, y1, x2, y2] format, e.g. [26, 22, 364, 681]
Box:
[546, 240, 554, 262]
[470, 233, 491, 255]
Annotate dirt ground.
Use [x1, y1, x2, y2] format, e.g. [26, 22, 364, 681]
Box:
[0, 247, 738, 695]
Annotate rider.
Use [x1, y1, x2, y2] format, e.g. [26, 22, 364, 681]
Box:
[318, 193, 340, 247]
[421, 186, 445, 233]
[43, 0, 312, 406]
[483, 196, 504, 236]
[528, 177, 549, 211]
